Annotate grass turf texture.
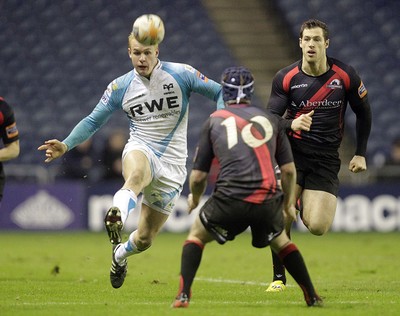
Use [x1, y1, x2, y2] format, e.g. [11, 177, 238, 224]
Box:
[0, 231, 399, 316]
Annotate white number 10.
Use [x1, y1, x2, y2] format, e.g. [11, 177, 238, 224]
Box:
[220, 115, 273, 149]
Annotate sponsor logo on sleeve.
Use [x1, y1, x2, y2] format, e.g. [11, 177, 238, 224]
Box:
[196, 71, 208, 82]
[101, 81, 118, 105]
[358, 81, 367, 98]
[101, 86, 112, 104]
[6, 122, 18, 138]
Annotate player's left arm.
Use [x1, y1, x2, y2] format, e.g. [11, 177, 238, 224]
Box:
[348, 80, 372, 173]
[0, 140, 19, 161]
[184, 65, 224, 109]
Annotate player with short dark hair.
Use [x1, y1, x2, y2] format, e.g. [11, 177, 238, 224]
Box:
[266, 19, 372, 292]
[0, 97, 20, 204]
[172, 66, 323, 308]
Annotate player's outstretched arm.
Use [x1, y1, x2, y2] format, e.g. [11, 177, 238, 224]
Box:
[38, 139, 68, 163]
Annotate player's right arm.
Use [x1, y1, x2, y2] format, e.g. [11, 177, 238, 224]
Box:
[62, 102, 114, 150]
[280, 161, 297, 222]
[291, 110, 314, 131]
[275, 118, 296, 222]
[38, 77, 126, 162]
[268, 69, 313, 132]
[38, 102, 114, 162]
[188, 170, 208, 213]
[188, 118, 214, 213]
[37, 139, 68, 163]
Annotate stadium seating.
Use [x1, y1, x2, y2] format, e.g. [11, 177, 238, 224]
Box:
[1, 0, 397, 175]
[0, 0, 236, 172]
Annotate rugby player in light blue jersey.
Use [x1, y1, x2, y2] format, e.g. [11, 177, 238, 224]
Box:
[38, 18, 224, 289]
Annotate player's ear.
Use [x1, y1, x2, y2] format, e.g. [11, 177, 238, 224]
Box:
[325, 39, 330, 49]
[299, 38, 302, 48]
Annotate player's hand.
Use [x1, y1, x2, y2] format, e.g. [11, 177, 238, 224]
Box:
[291, 110, 314, 131]
[349, 155, 367, 173]
[187, 193, 199, 214]
[37, 139, 68, 163]
[283, 204, 297, 222]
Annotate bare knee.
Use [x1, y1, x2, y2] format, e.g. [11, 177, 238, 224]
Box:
[303, 218, 329, 236]
[301, 190, 336, 236]
[124, 171, 146, 192]
[308, 225, 328, 236]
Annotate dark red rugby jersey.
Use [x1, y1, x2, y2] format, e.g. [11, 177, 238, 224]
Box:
[0, 97, 19, 144]
[0, 97, 19, 199]
[193, 104, 293, 204]
[268, 57, 370, 151]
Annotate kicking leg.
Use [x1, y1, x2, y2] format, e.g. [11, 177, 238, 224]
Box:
[110, 204, 168, 289]
[104, 150, 151, 245]
[115, 204, 169, 261]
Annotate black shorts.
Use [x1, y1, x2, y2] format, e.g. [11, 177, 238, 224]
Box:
[199, 192, 284, 248]
[290, 140, 340, 196]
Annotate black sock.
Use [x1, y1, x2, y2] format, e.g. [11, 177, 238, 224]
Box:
[278, 243, 317, 303]
[270, 223, 292, 284]
[270, 248, 286, 284]
[178, 240, 204, 296]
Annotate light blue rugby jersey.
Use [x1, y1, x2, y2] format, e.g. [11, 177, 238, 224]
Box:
[63, 61, 224, 165]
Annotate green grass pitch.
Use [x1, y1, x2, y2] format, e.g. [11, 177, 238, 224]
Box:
[0, 231, 399, 315]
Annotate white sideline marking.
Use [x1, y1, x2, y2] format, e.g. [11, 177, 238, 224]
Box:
[195, 277, 295, 287]
[21, 302, 166, 306]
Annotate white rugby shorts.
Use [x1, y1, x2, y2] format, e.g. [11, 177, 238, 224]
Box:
[122, 141, 186, 215]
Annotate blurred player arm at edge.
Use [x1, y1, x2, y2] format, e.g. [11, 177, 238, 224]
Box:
[0, 140, 19, 161]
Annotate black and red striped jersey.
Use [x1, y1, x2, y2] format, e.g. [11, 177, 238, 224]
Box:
[0, 97, 19, 145]
[267, 57, 371, 154]
[193, 104, 293, 204]
[0, 96, 19, 200]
